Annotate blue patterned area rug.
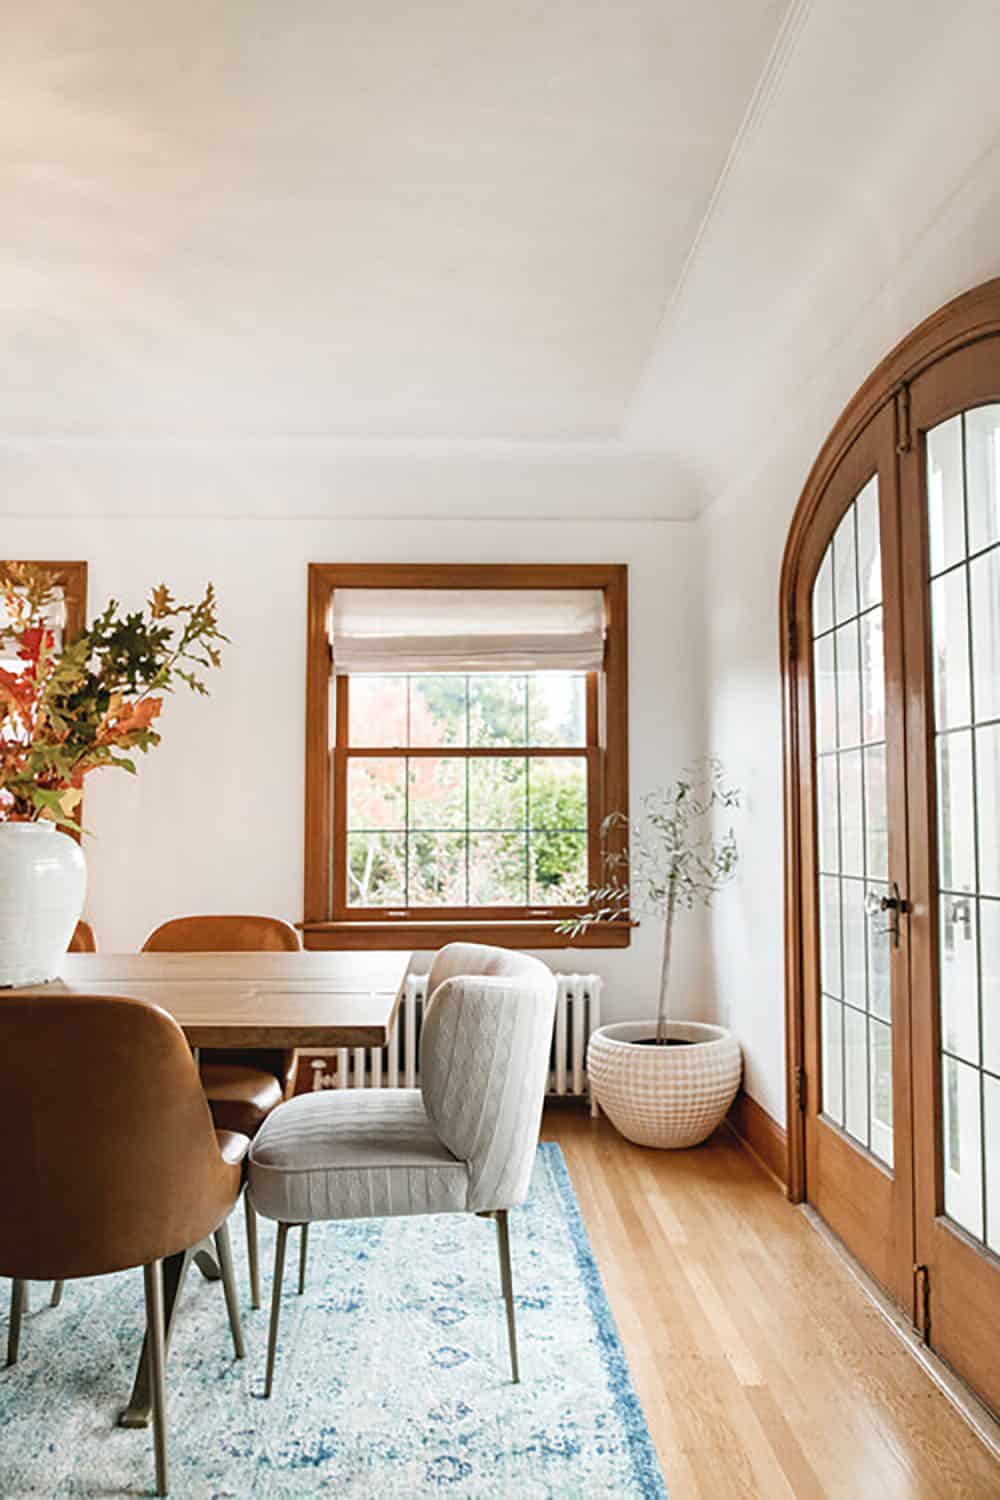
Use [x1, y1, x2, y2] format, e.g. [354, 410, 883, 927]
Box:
[0, 1143, 667, 1498]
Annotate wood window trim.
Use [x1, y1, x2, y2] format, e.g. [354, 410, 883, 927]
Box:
[3, 560, 88, 639]
[302, 562, 629, 950]
[2, 559, 88, 834]
[779, 277, 1000, 1204]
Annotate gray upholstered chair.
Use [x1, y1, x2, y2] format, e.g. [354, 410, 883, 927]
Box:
[248, 942, 556, 1397]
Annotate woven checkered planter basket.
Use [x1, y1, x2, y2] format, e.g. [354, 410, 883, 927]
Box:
[588, 1020, 742, 1148]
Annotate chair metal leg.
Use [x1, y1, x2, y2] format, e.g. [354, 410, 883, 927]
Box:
[298, 1223, 309, 1295]
[213, 1221, 245, 1360]
[7, 1279, 26, 1366]
[143, 1261, 169, 1497]
[495, 1210, 520, 1384]
[264, 1222, 289, 1398]
[244, 1191, 260, 1310]
[50, 1281, 64, 1308]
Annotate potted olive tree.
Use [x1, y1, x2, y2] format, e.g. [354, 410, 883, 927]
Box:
[560, 758, 742, 1148]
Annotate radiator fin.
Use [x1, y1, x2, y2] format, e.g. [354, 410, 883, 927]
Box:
[306, 971, 601, 1107]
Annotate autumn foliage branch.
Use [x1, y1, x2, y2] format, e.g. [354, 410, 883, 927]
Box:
[0, 563, 226, 827]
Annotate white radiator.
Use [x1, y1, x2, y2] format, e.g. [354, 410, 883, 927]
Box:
[309, 972, 602, 1114]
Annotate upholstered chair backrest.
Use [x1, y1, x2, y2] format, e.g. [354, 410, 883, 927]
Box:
[426, 941, 546, 1000]
[420, 946, 556, 1213]
[0, 994, 241, 1282]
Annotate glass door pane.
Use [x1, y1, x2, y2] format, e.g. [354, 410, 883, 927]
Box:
[812, 475, 893, 1164]
[927, 405, 1000, 1245]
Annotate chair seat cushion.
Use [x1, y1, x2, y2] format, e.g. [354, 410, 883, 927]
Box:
[200, 1062, 283, 1138]
[215, 1129, 252, 1167]
[248, 1089, 469, 1224]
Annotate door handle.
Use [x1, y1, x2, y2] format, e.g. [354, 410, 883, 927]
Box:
[865, 881, 909, 948]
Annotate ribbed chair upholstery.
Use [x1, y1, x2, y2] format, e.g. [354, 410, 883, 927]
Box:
[249, 942, 556, 1397]
[0, 993, 247, 1497]
[141, 914, 301, 1310]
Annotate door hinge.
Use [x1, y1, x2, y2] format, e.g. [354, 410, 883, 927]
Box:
[914, 1263, 930, 1344]
[788, 615, 799, 663]
[795, 1064, 807, 1112]
[894, 381, 912, 454]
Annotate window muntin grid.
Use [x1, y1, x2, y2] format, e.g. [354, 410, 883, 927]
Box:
[928, 405, 1000, 1252]
[812, 475, 894, 1166]
[343, 671, 591, 911]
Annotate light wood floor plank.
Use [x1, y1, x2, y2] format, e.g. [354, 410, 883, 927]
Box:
[542, 1109, 1000, 1499]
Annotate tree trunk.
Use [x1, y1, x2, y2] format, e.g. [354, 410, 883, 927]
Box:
[655, 884, 677, 1044]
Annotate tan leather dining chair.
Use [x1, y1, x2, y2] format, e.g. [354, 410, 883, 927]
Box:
[68, 919, 97, 953]
[0, 993, 247, 1497]
[141, 914, 300, 1308]
[43, 918, 98, 1310]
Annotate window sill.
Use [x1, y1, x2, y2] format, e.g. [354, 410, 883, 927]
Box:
[300, 919, 631, 951]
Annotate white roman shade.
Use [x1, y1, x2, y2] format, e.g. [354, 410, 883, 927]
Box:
[331, 588, 605, 674]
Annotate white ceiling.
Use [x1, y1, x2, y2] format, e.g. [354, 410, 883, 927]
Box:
[3, 0, 1000, 515]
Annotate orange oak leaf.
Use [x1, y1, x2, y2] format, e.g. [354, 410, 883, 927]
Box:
[149, 585, 174, 619]
[111, 697, 163, 736]
[0, 665, 38, 719]
[17, 626, 55, 668]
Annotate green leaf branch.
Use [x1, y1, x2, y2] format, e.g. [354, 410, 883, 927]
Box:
[557, 757, 740, 1043]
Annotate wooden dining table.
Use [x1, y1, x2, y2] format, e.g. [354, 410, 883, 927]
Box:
[15, 949, 412, 1049]
[9, 947, 413, 1427]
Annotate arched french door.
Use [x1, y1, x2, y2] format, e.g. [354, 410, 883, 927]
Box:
[783, 282, 1000, 1414]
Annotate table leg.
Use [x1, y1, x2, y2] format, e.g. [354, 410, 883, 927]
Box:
[118, 1230, 225, 1427]
[192, 1245, 222, 1282]
[118, 1247, 193, 1428]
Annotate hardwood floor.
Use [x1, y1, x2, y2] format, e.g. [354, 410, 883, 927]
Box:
[542, 1108, 1000, 1499]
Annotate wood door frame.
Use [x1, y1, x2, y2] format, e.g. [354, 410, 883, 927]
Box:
[781, 279, 1000, 1203]
[792, 402, 915, 1305]
[899, 338, 1000, 1411]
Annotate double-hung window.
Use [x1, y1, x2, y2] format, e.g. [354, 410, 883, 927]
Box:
[303, 565, 628, 949]
[0, 561, 86, 673]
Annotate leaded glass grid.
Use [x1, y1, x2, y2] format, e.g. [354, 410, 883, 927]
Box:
[812, 475, 894, 1166]
[927, 405, 1000, 1252]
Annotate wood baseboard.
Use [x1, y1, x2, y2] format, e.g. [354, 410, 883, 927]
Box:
[726, 1088, 788, 1187]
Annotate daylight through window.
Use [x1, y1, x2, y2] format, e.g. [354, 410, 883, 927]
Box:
[342, 671, 593, 912]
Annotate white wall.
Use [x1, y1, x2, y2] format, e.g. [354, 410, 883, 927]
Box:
[2, 500, 705, 1027]
[10, 163, 1000, 1122]
[699, 141, 1000, 1128]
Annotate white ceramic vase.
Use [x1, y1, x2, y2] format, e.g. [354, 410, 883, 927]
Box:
[0, 822, 86, 987]
[587, 1019, 742, 1148]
